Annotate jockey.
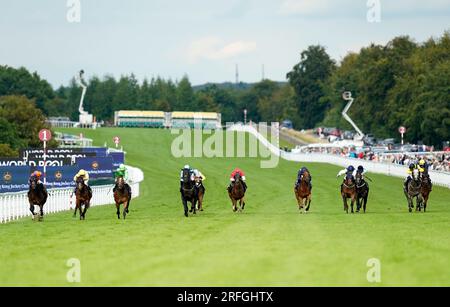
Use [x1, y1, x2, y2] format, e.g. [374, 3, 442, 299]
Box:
[29, 171, 43, 185]
[228, 168, 247, 193]
[73, 169, 91, 194]
[403, 162, 423, 191]
[193, 169, 206, 181]
[418, 159, 432, 190]
[113, 164, 131, 195]
[418, 159, 429, 172]
[295, 166, 312, 190]
[180, 164, 195, 189]
[336, 165, 355, 178]
[356, 165, 367, 178]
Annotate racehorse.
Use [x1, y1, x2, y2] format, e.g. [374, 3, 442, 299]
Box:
[180, 168, 197, 217]
[294, 170, 311, 213]
[404, 168, 423, 213]
[420, 171, 432, 212]
[341, 174, 356, 214]
[228, 172, 246, 212]
[355, 172, 369, 213]
[195, 177, 205, 212]
[113, 176, 131, 219]
[27, 177, 48, 221]
[74, 176, 92, 220]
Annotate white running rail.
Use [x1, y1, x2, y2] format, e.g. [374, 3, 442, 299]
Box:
[0, 165, 144, 224]
[230, 124, 450, 189]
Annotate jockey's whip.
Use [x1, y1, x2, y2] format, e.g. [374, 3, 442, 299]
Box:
[365, 176, 373, 182]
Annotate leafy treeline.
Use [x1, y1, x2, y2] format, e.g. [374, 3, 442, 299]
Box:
[0, 31, 449, 147]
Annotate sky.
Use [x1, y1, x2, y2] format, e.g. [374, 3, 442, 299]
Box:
[0, 0, 449, 88]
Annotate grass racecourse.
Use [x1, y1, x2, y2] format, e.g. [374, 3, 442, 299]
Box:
[1, 127, 449, 286]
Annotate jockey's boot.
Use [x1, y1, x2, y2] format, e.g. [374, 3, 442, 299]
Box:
[242, 181, 247, 193]
[309, 182, 312, 191]
[227, 183, 233, 193]
[113, 184, 117, 193]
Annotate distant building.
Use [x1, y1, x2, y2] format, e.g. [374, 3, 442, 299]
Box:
[114, 110, 221, 129]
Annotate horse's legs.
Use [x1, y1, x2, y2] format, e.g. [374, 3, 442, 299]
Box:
[29, 203, 35, 216]
[356, 196, 361, 213]
[81, 203, 88, 220]
[363, 196, 367, 213]
[116, 202, 121, 219]
[123, 202, 128, 219]
[181, 196, 188, 217]
[306, 195, 311, 212]
[232, 199, 237, 212]
[342, 196, 348, 213]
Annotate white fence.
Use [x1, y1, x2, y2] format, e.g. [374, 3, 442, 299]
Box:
[0, 165, 144, 224]
[230, 125, 450, 189]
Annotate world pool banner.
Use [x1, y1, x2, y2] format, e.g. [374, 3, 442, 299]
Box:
[109, 151, 125, 169]
[0, 166, 80, 192]
[0, 166, 30, 193]
[0, 158, 72, 167]
[75, 157, 114, 179]
[29, 166, 79, 189]
[20, 147, 108, 159]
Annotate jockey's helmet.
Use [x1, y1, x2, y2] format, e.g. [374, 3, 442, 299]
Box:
[347, 165, 355, 172]
[79, 169, 87, 176]
[357, 165, 364, 171]
[419, 159, 426, 166]
[119, 164, 126, 170]
[33, 171, 42, 178]
[409, 163, 415, 170]
[184, 164, 190, 169]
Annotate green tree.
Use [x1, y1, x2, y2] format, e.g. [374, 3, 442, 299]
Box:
[287, 45, 336, 128]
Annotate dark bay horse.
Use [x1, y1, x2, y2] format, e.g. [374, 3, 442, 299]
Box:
[228, 172, 246, 212]
[420, 171, 432, 212]
[113, 176, 131, 219]
[74, 177, 92, 220]
[195, 177, 205, 212]
[404, 168, 423, 213]
[27, 177, 48, 221]
[355, 172, 369, 213]
[341, 174, 356, 214]
[294, 170, 311, 213]
[180, 168, 197, 217]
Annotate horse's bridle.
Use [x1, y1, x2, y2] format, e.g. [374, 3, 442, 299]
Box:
[342, 177, 355, 189]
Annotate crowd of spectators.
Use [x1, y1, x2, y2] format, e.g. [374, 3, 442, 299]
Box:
[298, 146, 450, 173]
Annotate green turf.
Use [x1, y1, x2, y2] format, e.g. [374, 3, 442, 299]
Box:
[1, 128, 449, 286]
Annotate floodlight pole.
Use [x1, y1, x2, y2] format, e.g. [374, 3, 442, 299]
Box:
[77, 70, 88, 116]
[342, 91, 364, 140]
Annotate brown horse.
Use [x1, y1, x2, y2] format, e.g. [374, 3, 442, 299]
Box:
[341, 174, 356, 214]
[355, 172, 369, 213]
[294, 170, 311, 213]
[195, 177, 205, 212]
[113, 176, 131, 219]
[74, 176, 92, 220]
[228, 172, 246, 212]
[420, 171, 432, 212]
[27, 177, 48, 221]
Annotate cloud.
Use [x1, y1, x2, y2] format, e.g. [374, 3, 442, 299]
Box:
[187, 37, 257, 63]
